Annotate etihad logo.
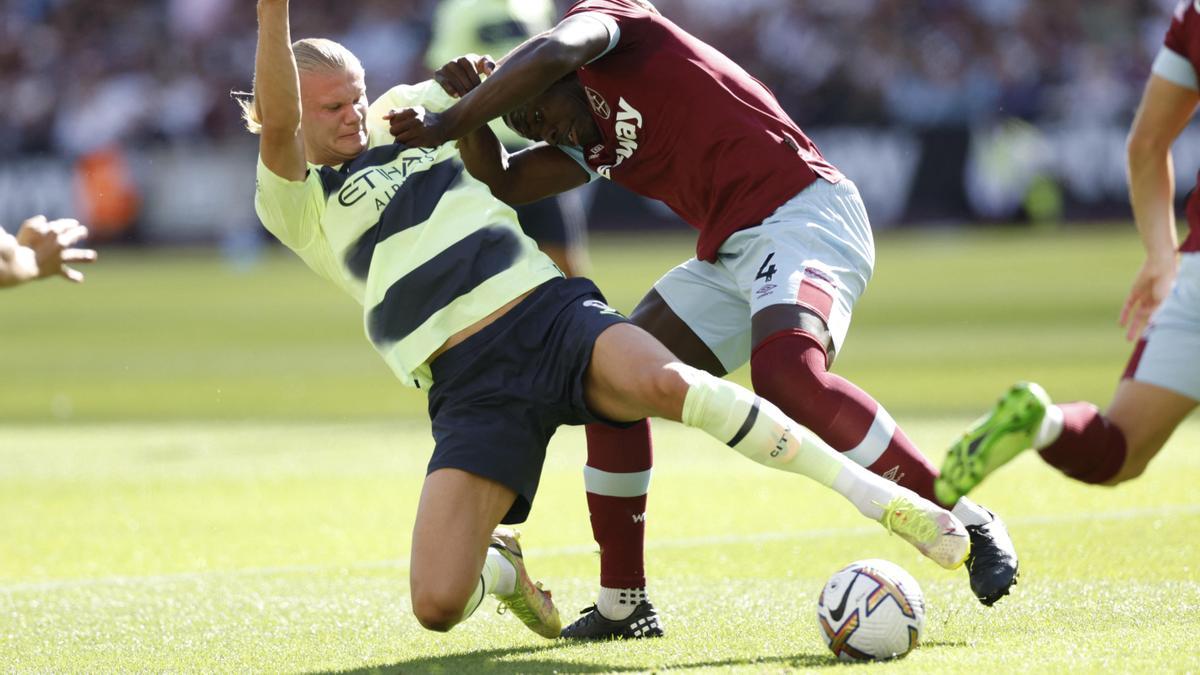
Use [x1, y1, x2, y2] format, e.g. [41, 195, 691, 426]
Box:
[585, 86, 611, 119]
[337, 152, 435, 210]
[597, 97, 642, 179]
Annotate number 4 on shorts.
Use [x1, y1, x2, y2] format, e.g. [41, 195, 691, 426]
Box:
[756, 252, 777, 283]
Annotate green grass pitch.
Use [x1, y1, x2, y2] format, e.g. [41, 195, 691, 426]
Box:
[1, 226, 1197, 672]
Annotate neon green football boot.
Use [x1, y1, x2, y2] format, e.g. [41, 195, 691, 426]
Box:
[880, 494, 971, 569]
[935, 382, 1052, 505]
[491, 527, 562, 639]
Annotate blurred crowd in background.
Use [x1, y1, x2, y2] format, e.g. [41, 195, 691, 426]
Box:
[0, 0, 1188, 240]
[0, 0, 1178, 157]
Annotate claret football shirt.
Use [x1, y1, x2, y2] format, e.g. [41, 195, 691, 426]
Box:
[559, 0, 844, 262]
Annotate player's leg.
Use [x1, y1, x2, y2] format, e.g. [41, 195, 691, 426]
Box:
[630, 288, 730, 376]
[415, 329, 574, 639]
[577, 420, 654, 633]
[937, 382, 1194, 494]
[939, 255, 1200, 494]
[568, 273, 734, 638]
[410, 468, 557, 637]
[1025, 380, 1195, 487]
[582, 321, 971, 571]
[1102, 381, 1196, 483]
[722, 179, 1017, 605]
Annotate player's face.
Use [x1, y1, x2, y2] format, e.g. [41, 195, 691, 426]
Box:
[300, 67, 369, 165]
[504, 80, 601, 149]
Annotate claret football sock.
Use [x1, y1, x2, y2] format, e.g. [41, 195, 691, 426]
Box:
[1037, 402, 1127, 484]
[750, 331, 941, 503]
[584, 421, 652, 590]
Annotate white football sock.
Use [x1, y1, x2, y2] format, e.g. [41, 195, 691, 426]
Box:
[597, 586, 647, 621]
[461, 546, 516, 622]
[1033, 404, 1065, 450]
[487, 546, 517, 596]
[951, 496, 992, 527]
[675, 365, 908, 521]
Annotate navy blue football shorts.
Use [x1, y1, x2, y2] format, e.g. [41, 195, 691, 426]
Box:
[426, 276, 632, 524]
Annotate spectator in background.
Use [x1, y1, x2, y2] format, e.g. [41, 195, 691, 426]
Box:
[0, 0, 1175, 154]
[0, 215, 96, 288]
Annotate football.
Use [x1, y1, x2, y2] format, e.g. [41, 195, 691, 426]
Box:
[815, 559, 925, 661]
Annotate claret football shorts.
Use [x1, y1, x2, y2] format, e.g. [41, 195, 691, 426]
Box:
[653, 178, 875, 372]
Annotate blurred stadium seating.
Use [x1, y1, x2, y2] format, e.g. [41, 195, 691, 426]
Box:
[0, 0, 1189, 239]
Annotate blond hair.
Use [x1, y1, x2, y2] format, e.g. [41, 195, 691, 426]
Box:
[235, 38, 364, 135]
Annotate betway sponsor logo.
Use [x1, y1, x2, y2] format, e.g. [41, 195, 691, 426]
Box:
[632, 512, 647, 523]
[598, 97, 642, 179]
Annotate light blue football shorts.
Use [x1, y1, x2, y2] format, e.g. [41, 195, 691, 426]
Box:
[653, 178, 875, 372]
[1127, 252, 1200, 402]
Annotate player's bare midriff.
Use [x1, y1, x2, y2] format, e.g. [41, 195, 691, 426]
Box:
[428, 287, 537, 362]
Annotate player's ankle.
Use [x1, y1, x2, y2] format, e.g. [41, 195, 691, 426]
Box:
[597, 586, 648, 620]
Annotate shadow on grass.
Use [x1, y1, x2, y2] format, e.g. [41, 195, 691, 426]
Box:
[323, 643, 844, 674]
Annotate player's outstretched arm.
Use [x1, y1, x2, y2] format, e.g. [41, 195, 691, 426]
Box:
[390, 15, 610, 148]
[423, 54, 590, 204]
[253, 0, 306, 181]
[456, 123, 588, 204]
[1122, 74, 1199, 340]
[0, 216, 96, 288]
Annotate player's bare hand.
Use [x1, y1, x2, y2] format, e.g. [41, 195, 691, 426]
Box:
[433, 54, 496, 98]
[16, 215, 98, 283]
[1118, 255, 1176, 341]
[385, 106, 448, 148]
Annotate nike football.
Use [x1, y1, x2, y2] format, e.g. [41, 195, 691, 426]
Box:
[815, 559, 925, 661]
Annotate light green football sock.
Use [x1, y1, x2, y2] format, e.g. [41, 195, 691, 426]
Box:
[675, 365, 901, 520]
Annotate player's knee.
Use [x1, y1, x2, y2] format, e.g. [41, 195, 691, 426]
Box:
[641, 363, 692, 416]
[411, 588, 464, 632]
[1104, 454, 1151, 486]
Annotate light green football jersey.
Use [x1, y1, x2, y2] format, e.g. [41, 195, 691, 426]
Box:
[254, 79, 561, 388]
[426, 0, 556, 147]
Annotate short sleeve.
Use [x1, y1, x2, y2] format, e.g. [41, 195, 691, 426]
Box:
[571, 12, 621, 62]
[369, 80, 458, 119]
[557, 145, 602, 182]
[1153, 46, 1198, 90]
[366, 79, 464, 145]
[254, 156, 348, 290]
[254, 156, 325, 250]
